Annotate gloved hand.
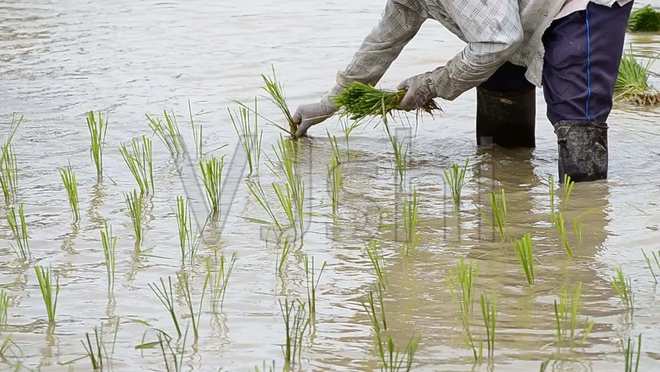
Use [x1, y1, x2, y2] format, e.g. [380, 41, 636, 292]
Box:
[292, 96, 338, 138]
[397, 67, 445, 111]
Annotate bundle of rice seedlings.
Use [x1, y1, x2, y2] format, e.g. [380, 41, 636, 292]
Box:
[334, 82, 439, 121]
[628, 5, 660, 32]
[615, 52, 659, 106]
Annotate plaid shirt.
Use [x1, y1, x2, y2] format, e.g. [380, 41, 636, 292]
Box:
[335, 0, 632, 100]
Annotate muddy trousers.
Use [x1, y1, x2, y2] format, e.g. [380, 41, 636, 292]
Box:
[477, 1, 633, 181]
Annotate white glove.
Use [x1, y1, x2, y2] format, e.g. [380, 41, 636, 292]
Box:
[292, 98, 337, 138]
[397, 67, 444, 111]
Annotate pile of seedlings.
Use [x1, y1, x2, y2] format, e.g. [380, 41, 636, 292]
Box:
[615, 52, 659, 106]
[628, 5, 660, 32]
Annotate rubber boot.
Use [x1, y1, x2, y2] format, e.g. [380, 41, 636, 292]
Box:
[554, 121, 608, 182]
[476, 63, 536, 148]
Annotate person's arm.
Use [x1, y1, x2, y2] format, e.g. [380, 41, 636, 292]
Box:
[434, 0, 524, 99]
[294, 0, 425, 137]
[335, 0, 426, 88]
[398, 0, 523, 108]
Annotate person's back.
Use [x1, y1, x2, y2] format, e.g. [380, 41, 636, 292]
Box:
[292, 0, 634, 182]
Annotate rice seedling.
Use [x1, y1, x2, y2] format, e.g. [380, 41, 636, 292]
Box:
[230, 100, 262, 176]
[7, 204, 30, 261]
[0, 290, 9, 326]
[362, 287, 418, 371]
[146, 110, 184, 157]
[327, 131, 344, 206]
[628, 5, 660, 32]
[623, 334, 642, 372]
[100, 222, 117, 294]
[157, 327, 188, 372]
[561, 174, 575, 205]
[3, 113, 22, 143]
[480, 294, 496, 361]
[34, 265, 60, 325]
[273, 180, 302, 235]
[451, 260, 477, 324]
[615, 52, 659, 105]
[553, 212, 574, 257]
[553, 283, 593, 346]
[611, 267, 634, 314]
[402, 188, 419, 255]
[0, 113, 22, 207]
[327, 153, 342, 216]
[255, 361, 276, 372]
[449, 259, 480, 362]
[382, 121, 408, 183]
[177, 271, 208, 341]
[81, 327, 106, 370]
[572, 217, 583, 245]
[641, 249, 660, 283]
[199, 156, 224, 219]
[0, 337, 20, 367]
[280, 298, 308, 370]
[305, 256, 326, 326]
[514, 234, 535, 286]
[245, 179, 282, 230]
[119, 136, 154, 195]
[271, 138, 305, 235]
[269, 136, 298, 177]
[366, 240, 387, 290]
[59, 166, 80, 223]
[188, 100, 203, 159]
[176, 196, 199, 266]
[125, 190, 144, 250]
[327, 132, 342, 165]
[444, 160, 469, 210]
[273, 180, 303, 235]
[0, 142, 18, 208]
[149, 276, 182, 338]
[489, 188, 507, 241]
[277, 238, 294, 274]
[340, 119, 362, 152]
[334, 81, 438, 121]
[86, 111, 107, 181]
[205, 252, 237, 312]
[262, 66, 296, 136]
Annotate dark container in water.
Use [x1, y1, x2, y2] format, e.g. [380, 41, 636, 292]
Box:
[476, 63, 536, 148]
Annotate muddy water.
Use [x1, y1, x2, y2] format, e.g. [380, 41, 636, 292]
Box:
[1, 0, 660, 371]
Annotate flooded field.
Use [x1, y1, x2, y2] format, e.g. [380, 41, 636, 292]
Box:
[1, 0, 660, 370]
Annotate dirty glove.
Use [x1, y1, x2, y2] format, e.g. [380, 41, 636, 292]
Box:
[293, 88, 340, 138]
[397, 67, 444, 111]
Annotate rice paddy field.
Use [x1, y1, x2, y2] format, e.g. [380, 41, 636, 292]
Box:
[1, 0, 660, 371]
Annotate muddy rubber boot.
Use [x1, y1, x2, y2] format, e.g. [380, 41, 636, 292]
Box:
[554, 121, 608, 182]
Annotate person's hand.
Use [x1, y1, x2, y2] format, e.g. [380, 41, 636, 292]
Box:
[397, 70, 441, 111]
[292, 98, 337, 138]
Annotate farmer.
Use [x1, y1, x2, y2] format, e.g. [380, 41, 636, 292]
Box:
[292, 0, 633, 182]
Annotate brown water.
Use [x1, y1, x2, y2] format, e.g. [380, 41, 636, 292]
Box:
[1, 0, 660, 371]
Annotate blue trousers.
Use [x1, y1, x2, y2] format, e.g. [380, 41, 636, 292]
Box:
[542, 1, 633, 124]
